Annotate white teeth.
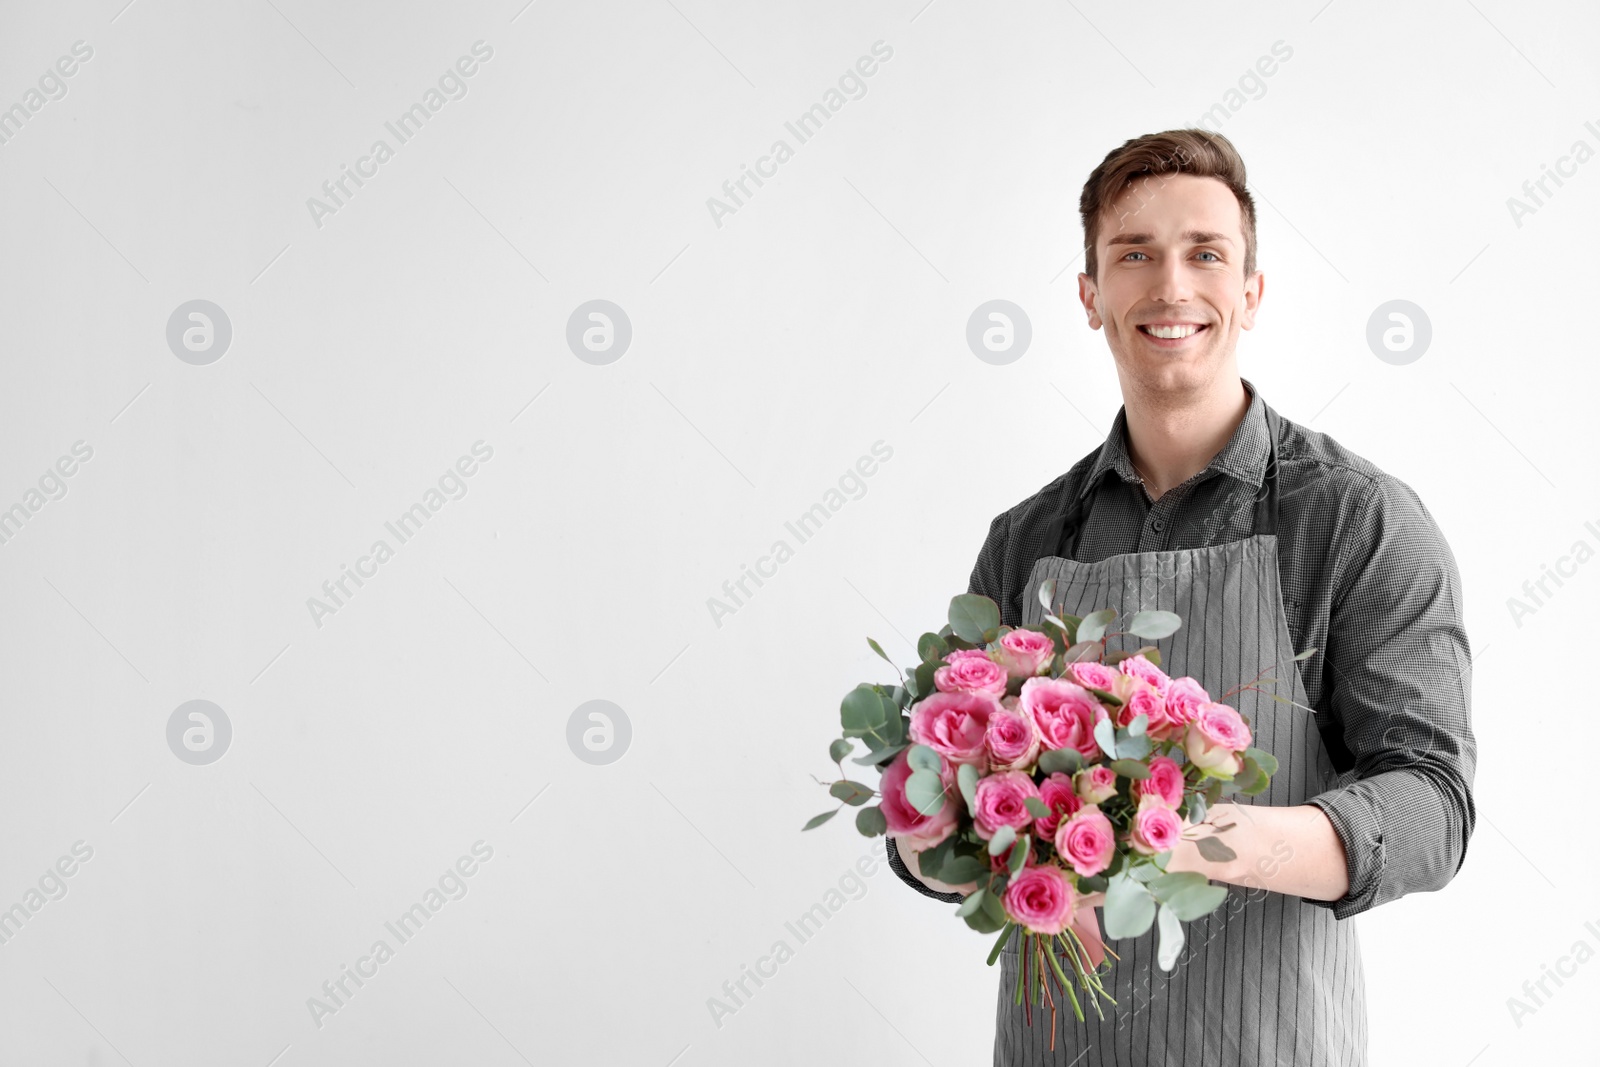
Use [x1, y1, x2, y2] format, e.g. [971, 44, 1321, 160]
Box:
[1143, 324, 1203, 339]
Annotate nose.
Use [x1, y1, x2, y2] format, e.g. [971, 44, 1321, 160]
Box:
[1147, 252, 1196, 307]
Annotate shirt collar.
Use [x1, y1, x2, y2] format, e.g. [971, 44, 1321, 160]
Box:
[1077, 376, 1270, 502]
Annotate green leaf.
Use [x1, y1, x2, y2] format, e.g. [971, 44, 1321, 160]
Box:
[956, 887, 986, 918]
[1037, 748, 1084, 775]
[913, 660, 938, 701]
[1094, 716, 1119, 759]
[957, 763, 980, 812]
[1162, 881, 1228, 921]
[949, 594, 1001, 643]
[1117, 732, 1152, 761]
[1148, 870, 1209, 902]
[1108, 758, 1151, 779]
[802, 810, 836, 831]
[840, 686, 893, 738]
[988, 825, 1017, 856]
[1186, 792, 1208, 826]
[1076, 609, 1117, 644]
[1083, 685, 1124, 706]
[1061, 640, 1101, 664]
[1077, 874, 1109, 894]
[1023, 797, 1051, 819]
[1196, 835, 1237, 864]
[1007, 834, 1030, 874]
[905, 770, 947, 816]
[987, 921, 1017, 966]
[829, 780, 874, 806]
[851, 742, 909, 766]
[907, 744, 943, 774]
[941, 854, 990, 884]
[1294, 648, 1318, 661]
[1126, 713, 1148, 737]
[855, 806, 887, 836]
[1126, 610, 1182, 640]
[917, 632, 949, 663]
[1244, 747, 1279, 777]
[1130, 862, 1164, 884]
[1156, 904, 1185, 971]
[1103, 872, 1157, 939]
[980, 888, 1008, 927]
[866, 636, 899, 673]
[829, 738, 854, 763]
[1037, 579, 1057, 614]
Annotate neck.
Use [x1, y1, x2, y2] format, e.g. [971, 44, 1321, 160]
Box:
[1120, 374, 1251, 500]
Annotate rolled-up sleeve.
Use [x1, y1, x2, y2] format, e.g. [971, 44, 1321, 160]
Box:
[1301, 474, 1477, 920]
[885, 510, 1014, 902]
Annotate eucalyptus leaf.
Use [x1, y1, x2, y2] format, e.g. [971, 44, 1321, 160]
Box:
[905, 770, 948, 817]
[957, 762, 981, 811]
[918, 632, 950, 664]
[907, 744, 943, 774]
[1103, 872, 1157, 939]
[1294, 648, 1318, 661]
[1007, 834, 1030, 874]
[980, 888, 1008, 927]
[1162, 882, 1228, 921]
[852, 742, 909, 766]
[1126, 610, 1182, 640]
[1127, 713, 1148, 737]
[1108, 758, 1152, 779]
[1094, 717, 1119, 759]
[1156, 904, 1185, 971]
[1024, 797, 1051, 819]
[1076, 609, 1117, 644]
[949, 594, 1001, 643]
[1037, 748, 1084, 775]
[840, 686, 893, 738]
[988, 825, 1017, 856]
[1061, 640, 1101, 664]
[866, 636, 899, 673]
[1148, 870, 1208, 902]
[913, 660, 938, 701]
[829, 780, 874, 806]
[1186, 793, 1208, 826]
[940, 855, 990, 884]
[829, 738, 854, 763]
[802, 810, 836, 831]
[1117, 731, 1152, 761]
[1245, 747, 1279, 777]
[1084, 685, 1124, 706]
[1196, 835, 1237, 864]
[956, 888, 986, 918]
[855, 806, 887, 836]
[1037, 579, 1057, 613]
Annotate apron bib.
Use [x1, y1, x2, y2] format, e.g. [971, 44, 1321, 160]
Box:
[994, 407, 1368, 1066]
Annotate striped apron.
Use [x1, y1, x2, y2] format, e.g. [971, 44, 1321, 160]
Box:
[994, 406, 1368, 1066]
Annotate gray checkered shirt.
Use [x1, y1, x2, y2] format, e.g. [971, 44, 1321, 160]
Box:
[886, 377, 1477, 920]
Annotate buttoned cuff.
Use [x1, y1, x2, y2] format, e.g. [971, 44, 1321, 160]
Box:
[1301, 786, 1387, 921]
[884, 836, 963, 904]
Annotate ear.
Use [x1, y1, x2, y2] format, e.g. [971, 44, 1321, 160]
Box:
[1078, 271, 1103, 330]
[1239, 270, 1264, 331]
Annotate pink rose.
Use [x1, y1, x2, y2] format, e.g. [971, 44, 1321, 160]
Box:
[1127, 793, 1184, 855]
[1163, 677, 1211, 725]
[909, 690, 1001, 769]
[942, 648, 991, 665]
[1075, 765, 1118, 805]
[1066, 661, 1119, 691]
[971, 770, 1041, 841]
[1114, 675, 1167, 735]
[1055, 805, 1116, 878]
[1135, 755, 1186, 809]
[1118, 652, 1171, 693]
[1184, 702, 1253, 776]
[1002, 863, 1078, 936]
[984, 706, 1041, 772]
[1032, 772, 1083, 840]
[933, 653, 1008, 698]
[878, 749, 958, 852]
[994, 628, 1055, 680]
[1019, 677, 1108, 760]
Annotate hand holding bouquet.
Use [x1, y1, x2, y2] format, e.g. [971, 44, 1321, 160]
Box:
[805, 585, 1289, 1029]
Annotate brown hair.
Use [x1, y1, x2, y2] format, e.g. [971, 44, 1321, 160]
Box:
[1079, 128, 1257, 283]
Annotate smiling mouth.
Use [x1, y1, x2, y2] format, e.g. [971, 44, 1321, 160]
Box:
[1138, 323, 1209, 341]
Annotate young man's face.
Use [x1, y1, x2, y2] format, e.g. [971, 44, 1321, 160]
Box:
[1077, 173, 1262, 396]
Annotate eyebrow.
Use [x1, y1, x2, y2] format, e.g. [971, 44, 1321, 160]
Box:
[1105, 230, 1234, 247]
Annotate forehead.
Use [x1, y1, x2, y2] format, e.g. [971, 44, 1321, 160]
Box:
[1100, 173, 1243, 245]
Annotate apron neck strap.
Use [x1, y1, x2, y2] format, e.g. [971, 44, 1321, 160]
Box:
[1046, 398, 1283, 560]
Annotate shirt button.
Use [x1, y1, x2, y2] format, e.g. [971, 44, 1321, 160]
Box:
[1152, 518, 1164, 531]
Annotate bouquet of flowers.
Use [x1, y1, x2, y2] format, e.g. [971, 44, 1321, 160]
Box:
[805, 584, 1291, 1029]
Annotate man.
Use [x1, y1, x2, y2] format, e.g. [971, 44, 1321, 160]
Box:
[885, 128, 1476, 1066]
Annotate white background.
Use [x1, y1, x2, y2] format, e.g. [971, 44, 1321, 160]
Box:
[0, 0, 1595, 1064]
